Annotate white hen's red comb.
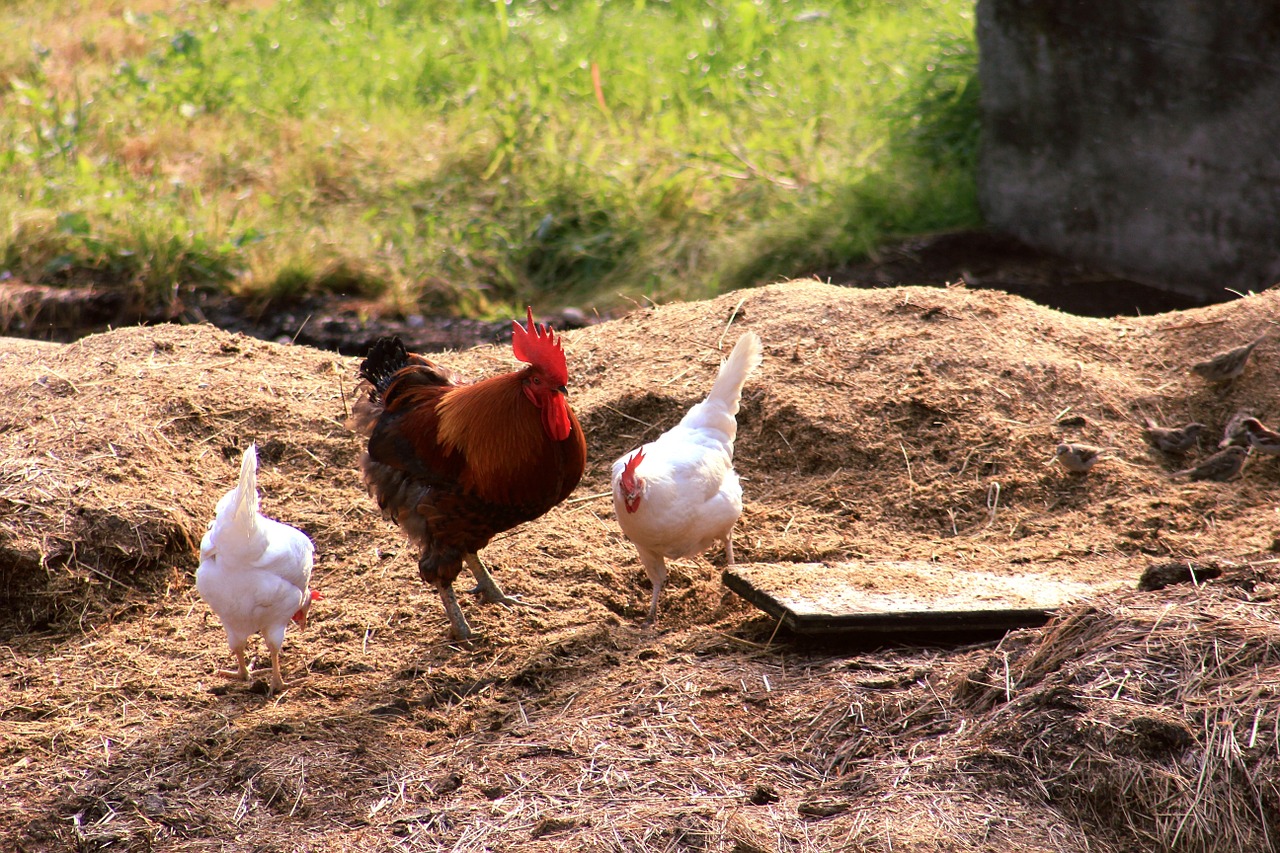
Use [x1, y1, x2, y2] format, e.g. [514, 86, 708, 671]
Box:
[622, 449, 645, 483]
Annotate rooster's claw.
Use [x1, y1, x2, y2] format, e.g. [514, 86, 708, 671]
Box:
[462, 553, 547, 610]
[463, 583, 548, 611]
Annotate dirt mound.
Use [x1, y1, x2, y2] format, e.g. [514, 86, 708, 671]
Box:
[3, 281, 1279, 851]
[0, 327, 356, 629]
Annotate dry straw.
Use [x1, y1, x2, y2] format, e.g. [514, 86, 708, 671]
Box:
[5, 283, 1280, 850]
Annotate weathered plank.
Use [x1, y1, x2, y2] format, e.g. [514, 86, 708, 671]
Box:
[723, 561, 1096, 637]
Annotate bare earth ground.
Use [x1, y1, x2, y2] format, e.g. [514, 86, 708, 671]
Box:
[3, 278, 1280, 852]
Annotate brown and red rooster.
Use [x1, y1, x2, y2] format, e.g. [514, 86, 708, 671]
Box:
[350, 308, 587, 640]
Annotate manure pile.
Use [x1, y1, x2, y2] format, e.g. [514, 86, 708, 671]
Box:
[2, 281, 1278, 852]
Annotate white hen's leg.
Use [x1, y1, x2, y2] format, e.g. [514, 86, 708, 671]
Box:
[639, 551, 668, 625]
[268, 648, 287, 694]
[216, 648, 250, 682]
[647, 584, 664, 625]
[464, 553, 548, 611]
[717, 534, 740, 612]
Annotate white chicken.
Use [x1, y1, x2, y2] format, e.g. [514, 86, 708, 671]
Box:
[612, 331, 763, 624]
[196, 444, 316, 693]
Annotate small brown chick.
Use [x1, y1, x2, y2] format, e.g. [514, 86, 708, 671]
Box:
[1055, 443, 1107, 474]
[1170, 445, 1250, 482]
[1141, 418, 1204, 455]
[1191, 334, 1266, 383]
[1218, 409, 1256, 449]
[1242, 417, 1280, 456]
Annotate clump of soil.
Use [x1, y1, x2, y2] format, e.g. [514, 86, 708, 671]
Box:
[2, 280, 1278, 851]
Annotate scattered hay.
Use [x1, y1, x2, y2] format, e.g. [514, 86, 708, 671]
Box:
[3, 281, 1280, 851]
[956, 569, 1280, 852]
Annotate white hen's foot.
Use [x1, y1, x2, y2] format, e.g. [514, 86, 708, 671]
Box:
[216, 649, 250, 682]
[217, 656, 296, 694]
[266, 649, 290, 694]
[643, 556, 668, 626]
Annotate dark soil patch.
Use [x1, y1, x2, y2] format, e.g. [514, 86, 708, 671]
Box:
[809, 229, 1212, 318]
[1, 230, 1219, 356]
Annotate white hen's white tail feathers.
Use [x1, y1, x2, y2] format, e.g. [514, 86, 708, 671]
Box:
[206, 444, 267, 565]
[231, 443, 260, 522]
[676, 332, 763, 452]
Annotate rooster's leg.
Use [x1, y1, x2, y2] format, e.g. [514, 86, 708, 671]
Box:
[464, 553, 548, 611]
[725, 534, 735, 567]
[437, 580, 474, 641]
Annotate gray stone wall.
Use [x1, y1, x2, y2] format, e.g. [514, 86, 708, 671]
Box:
[976, 0, 1280, 301]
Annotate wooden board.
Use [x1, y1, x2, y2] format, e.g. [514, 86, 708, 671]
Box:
[723, 561, 1097, 637]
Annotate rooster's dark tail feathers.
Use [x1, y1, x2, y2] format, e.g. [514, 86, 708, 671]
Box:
[357, 336, 463, 409]
[359, 337, 412, 401]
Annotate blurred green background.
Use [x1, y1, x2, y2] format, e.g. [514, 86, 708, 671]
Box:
[1, 0, 979, 318]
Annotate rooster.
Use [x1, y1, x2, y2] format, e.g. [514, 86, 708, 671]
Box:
[612, 331, 763, 624]
[350, 308, 587, 640]
[196, 444, 317, 694]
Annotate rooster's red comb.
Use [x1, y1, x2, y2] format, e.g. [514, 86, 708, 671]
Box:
[511, 306, 568, 387]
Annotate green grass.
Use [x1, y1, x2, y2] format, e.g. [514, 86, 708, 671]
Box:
[0, 0, 979, 318]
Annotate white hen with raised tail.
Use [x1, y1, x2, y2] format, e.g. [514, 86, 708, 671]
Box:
[612, 331, 763, 624]
[196, 444, 316, 693]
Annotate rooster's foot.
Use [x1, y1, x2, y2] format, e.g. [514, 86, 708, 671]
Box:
[478, 589, 550, 611]
[463, 553, 548, 611]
